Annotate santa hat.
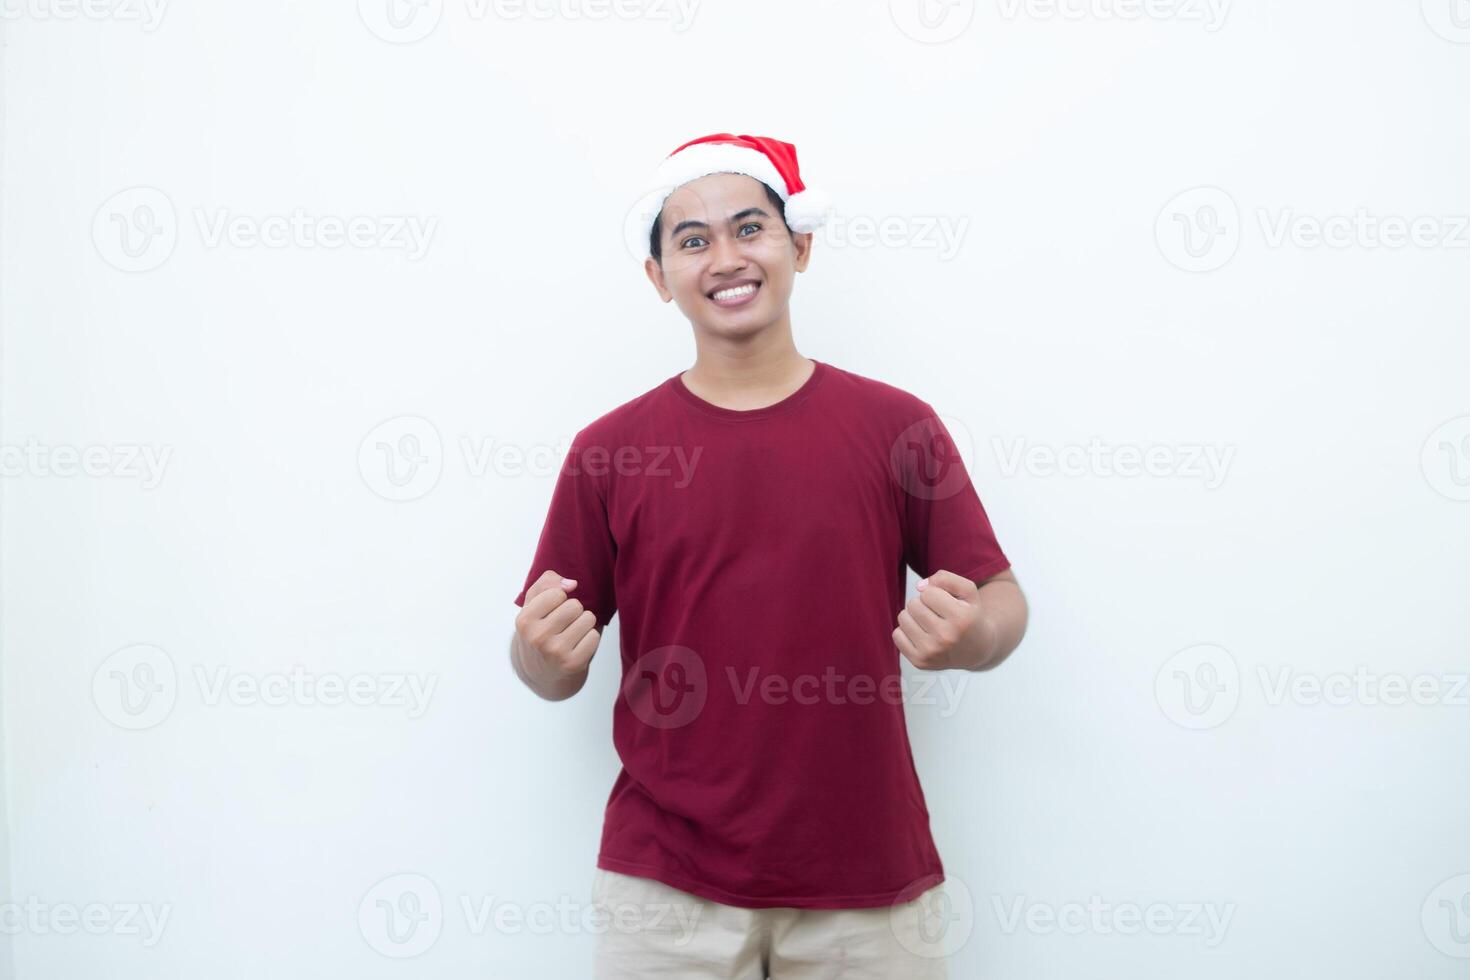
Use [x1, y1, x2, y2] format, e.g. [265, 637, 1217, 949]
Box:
[638, 133, 831, 250]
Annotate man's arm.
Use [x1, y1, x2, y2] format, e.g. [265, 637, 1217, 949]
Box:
[968, 568, 1027, 671]
[511, 570, 602, 701]
[894, 567, 1029, 672]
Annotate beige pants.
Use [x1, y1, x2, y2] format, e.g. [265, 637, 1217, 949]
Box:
[590, 868, 952, 979]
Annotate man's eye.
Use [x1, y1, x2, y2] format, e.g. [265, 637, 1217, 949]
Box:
[738, 223, 762, 236]
[680, 236, 707, 249]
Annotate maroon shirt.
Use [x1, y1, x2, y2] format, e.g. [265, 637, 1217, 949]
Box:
[513, 358, 1010, 909]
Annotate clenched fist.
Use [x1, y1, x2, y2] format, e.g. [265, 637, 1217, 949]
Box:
[892, 569, 998, 671]
[512, 569, 604, 698]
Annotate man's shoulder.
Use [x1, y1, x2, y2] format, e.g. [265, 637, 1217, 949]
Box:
[823, 360, 935, 424]
[571, 372, 672, 446]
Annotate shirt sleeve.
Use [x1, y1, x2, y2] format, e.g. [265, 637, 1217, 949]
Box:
[511, 428, 618, 630]
[894, 407, 1011, 586]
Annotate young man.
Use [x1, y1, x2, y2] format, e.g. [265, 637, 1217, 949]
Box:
[511, 133, 1028, 978]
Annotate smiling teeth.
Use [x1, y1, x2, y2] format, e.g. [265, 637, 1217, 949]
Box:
[712, 284, 757, 301]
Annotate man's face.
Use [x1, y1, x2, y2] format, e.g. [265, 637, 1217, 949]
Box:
[644, 173, 812, 336]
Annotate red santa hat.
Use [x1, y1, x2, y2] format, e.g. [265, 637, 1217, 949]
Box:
[639, 133, 831, 250]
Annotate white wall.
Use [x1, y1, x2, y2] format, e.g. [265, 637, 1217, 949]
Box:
[2, 1, 1468, 976]
[0, 24, 13, 979]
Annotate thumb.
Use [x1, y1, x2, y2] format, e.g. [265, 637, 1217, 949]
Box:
[528, 569, 578, 601]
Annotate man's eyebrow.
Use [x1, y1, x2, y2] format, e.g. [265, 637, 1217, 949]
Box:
[667, 207, 775, 241]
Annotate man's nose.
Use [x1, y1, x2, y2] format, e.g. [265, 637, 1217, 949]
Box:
[707, 233, 746, 273]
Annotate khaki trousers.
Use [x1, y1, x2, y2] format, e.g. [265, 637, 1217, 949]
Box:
[590, 867, 952, 979]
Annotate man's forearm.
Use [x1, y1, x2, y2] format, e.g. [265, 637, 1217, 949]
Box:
[510, 631, 589, 701]
[970, 578, 1027, 671]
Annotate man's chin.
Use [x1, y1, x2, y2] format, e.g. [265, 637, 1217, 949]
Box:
[695, 312, 774, 335]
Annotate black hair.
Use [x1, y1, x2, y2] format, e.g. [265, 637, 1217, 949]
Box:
[649, 179, 792, 264]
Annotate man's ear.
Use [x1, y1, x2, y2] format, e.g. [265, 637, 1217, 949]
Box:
[644, 256, 673, 302]
[792, 231, 814, 273]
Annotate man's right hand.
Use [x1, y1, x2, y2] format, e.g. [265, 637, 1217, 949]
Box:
[513, 569, 603, 689]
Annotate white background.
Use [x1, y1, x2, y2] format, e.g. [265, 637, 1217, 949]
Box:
[3, 0, 1469, 976]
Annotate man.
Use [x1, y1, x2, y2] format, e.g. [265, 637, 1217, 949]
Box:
[512, 133, 1028, 977]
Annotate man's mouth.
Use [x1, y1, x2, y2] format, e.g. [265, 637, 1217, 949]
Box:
[707, 281, 761, 309]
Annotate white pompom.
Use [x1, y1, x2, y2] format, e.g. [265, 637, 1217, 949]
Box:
[782, 187, 832, 234]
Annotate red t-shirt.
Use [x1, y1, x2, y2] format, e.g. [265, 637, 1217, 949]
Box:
[512, 358, 1010, 910]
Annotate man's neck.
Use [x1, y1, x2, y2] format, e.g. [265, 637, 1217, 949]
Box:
[680, 348, 814, 412]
